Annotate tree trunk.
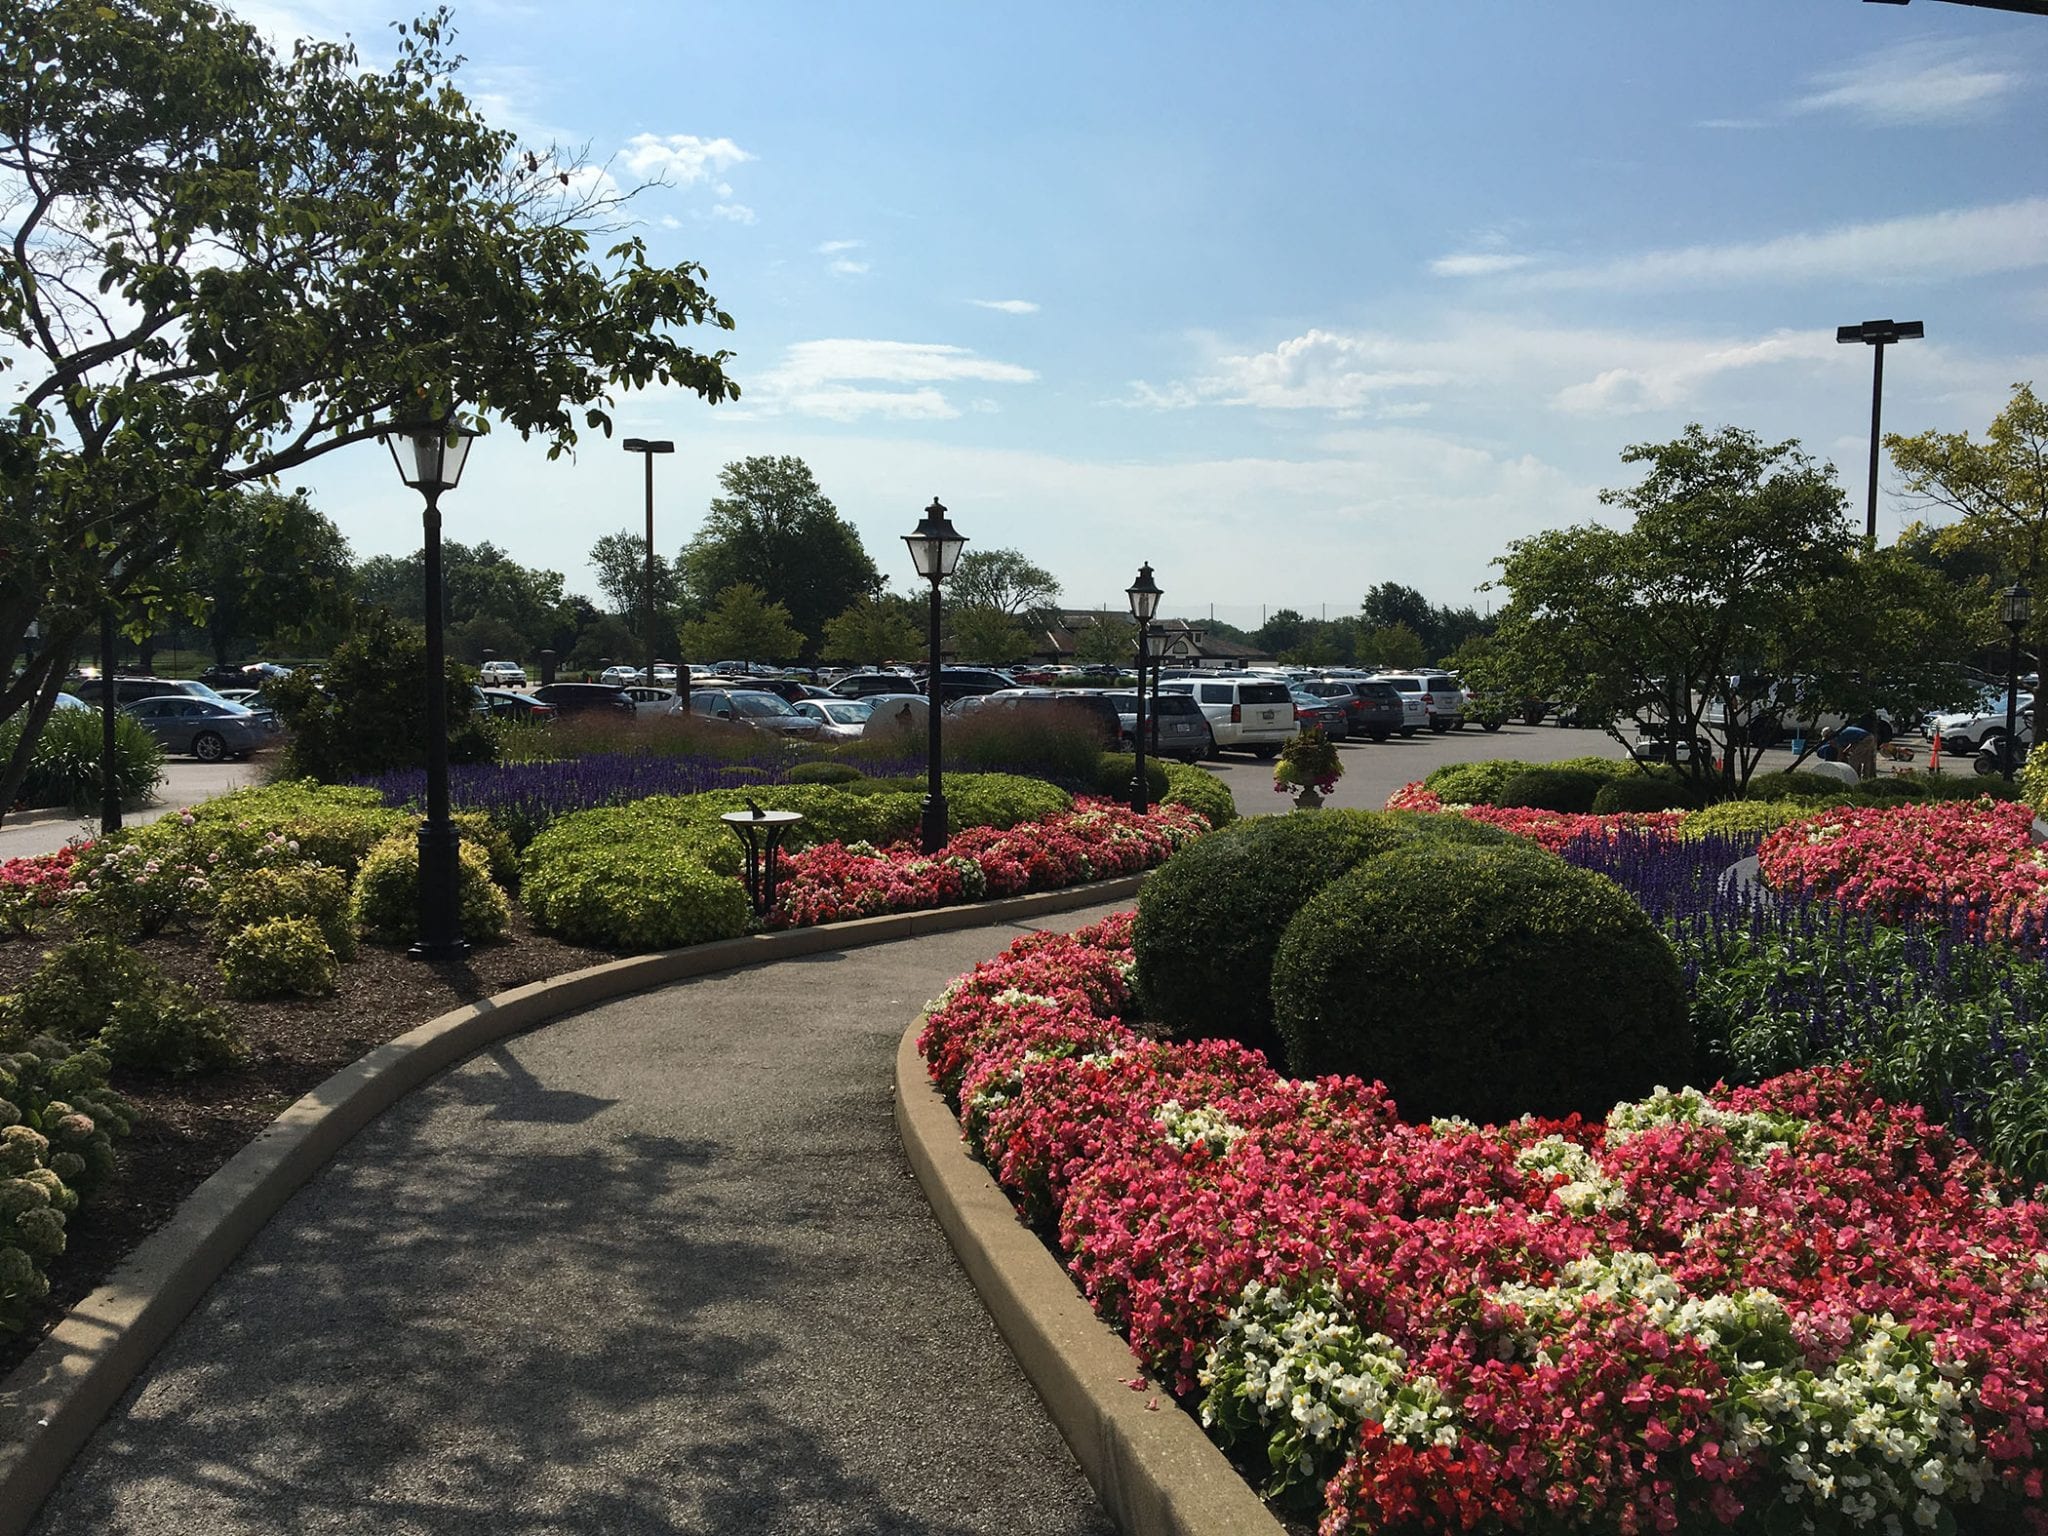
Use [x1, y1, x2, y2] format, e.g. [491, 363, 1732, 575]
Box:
[0, 649, 69, 828]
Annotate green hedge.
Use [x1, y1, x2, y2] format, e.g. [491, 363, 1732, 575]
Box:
[1270, 843, 1690, 1123]
[1496, 767, 1610, 813]
[350, 833, 512, 946]
[1679, 799, 1822, 841]
[0, 938, 245, 1077]
[1160, 762, 1236, 829]
[522, 844, 751, 951]
[219, 917, 340, 999]
[1589, 774, 1698, 814]
[1425, 756, 1633, 807]
[1095, 753, 1170, 802]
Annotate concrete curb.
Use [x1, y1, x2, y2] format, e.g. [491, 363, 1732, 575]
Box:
[0, 871, 1149, 1536]
[894, 1028, 1283, 1536]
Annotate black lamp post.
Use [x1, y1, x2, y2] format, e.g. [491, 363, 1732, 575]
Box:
[2001, 582, 2032, 782]
[1126, 563, 1161, 813]
[98, 577, 122, 836]
[622, 437, 677, 709]
[384, 419, 476, 960]
[1836, 319, 1924, 544]
[904, 498, 966, 853]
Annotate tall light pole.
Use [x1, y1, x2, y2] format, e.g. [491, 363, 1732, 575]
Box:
[2001, 582, 2032, 781]
[904, 498, 966, 853]
[622, 437, 676, 707]
[1126, 563, 1161, 814]
[1836, 319, 1923, 543]
[384, 419, 477, 961]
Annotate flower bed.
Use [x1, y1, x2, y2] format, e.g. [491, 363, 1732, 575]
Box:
[767, 800, 1208, 929]
[1385, 781, 1688, 853]
[1758, 798, 2048, 940]
[0, 848, 83, 935]
[919, 916, 2048, 1534]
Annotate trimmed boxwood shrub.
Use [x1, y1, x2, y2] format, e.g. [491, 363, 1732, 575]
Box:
[1160, 761, 1235, 829]
[1270, 843, 1690, 1123]
[182, 780, 410, 876]
[214, 865, 355, 960]
[1679, 799, 1820, 841]
[219, 916, 340, 999]
[350, 833, 511, 946]
[1095, 753, 1169, 803]
[789, 761, 862, 786]
[1744, 770, 1859, 804]
[1589, 774, 1698, 814]
[1133, 810, 1433, 1058]
[0, 938, 244, 1077]
[942, 774, 1073, 833]
[1495, 766, 1609, 813]
[522, 845, 749, 951]
[1424, 756, 1632, 807]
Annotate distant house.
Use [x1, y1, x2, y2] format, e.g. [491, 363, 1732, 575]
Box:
[1030, 611, 1267, 669]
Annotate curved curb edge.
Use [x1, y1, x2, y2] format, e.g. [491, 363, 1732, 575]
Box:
[894, 1026, 1284, 1536]
[0, 871, 1148, 1536]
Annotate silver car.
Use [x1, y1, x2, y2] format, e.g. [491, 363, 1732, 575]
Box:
[121, 695, 280, 761]
[1103, 691, 1215, 761]
[791, 697, 875, 742]
[689, 689, 824, 738]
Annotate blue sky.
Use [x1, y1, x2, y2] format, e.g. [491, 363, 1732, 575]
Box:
[240, 0, 2048, 630]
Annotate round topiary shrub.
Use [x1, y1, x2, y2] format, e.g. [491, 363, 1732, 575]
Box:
[350, 834, 511, 946]
[1094, 752, 1169, 802]
[1679, 799, 1820, 841]
[1422, 759, 1542, 806]
[789, 761, 862, 786]
[213, 865, 355, 960]
[1270, 842, 1690, 1123]
[1495, 767, 1608, 813]
[1589, 774, 1697, 815]
[1744, 770, 1859, 804]
[1132, 810, 1429, 1058]
[1160, 761, 1235, 828]
[522, 845, 750, 951]
[219, 916, 340, 999]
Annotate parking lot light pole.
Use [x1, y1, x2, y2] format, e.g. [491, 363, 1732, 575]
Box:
[904, 498, 966, 853]
[1836, 319, 1923, 544]
[384, 419, 476, 960]
[622, 437, 676, 708]
[1126, 563, 1161, 813]
[99, 611, 119, 835]
[2001, 582, 2032, 782]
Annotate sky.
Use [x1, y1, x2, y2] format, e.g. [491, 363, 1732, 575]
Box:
[229, 0, 2048, 631]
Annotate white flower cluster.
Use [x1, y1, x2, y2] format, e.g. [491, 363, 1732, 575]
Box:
[1198, 1280, 1457, 1491]
[1153, 1099, 1246, 1157]
[1514, 1134, 1629, 1215]
[1606, 1084, 1807, 1165]
[1489, 1252, 1988, 1533]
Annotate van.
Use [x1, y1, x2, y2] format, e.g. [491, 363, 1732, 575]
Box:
[1155, 676, 1298, 757]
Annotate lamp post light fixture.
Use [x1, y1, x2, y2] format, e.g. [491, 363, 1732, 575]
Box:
[2000, 581, 2032, 782]
[383, 418, 477, 960]
[622, 437, 677, 710]
[904, 498, 966, 853]
[1125, 562, 1162, 814]
[1836, 319, 1924, 544]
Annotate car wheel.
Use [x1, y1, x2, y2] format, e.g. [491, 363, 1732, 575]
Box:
[191, 730, 227, 763]
[1430, 720, 1450, 734]
[1450, 719, 1465, 731]
[1482, 719, 1502, 733]
[1370, 730, 1390, 743]
[1400, 727, 1417, 738]
[1252, 744, 1281, 760]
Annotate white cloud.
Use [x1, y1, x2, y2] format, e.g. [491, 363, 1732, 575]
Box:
[829, 258, 871, 276]
[620, 134, 752, 186]
[778, 387, 960, 422]
[1792, 41, 2021, 125]
[816, 239, 864, 255]
[1429, 252, 1535, 278]
[1697, 117, 1770, 131]
[971, 298, 1040, 314]
[1525, 197, 2048, 291]
[710, 203, 757, 225]
[743, 339, 1037, 421]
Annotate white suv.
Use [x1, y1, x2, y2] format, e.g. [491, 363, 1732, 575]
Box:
[479, 661, 526, 686]
[1156, 676, 1298, 758]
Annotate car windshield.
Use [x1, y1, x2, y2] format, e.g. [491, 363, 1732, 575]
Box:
[1105, 693, 1139, 711]
[180, 681, 232, 704]
[823, 701, 873, 723]
[732, 692, 797, 718]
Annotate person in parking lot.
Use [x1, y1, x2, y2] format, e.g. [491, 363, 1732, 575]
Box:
[1816, 721, 1877, 780]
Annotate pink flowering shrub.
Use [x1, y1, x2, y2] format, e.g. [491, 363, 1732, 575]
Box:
[1758, 798, 2048, 939]
[766, 800, 1207, 930]
[920, 915, 2048, 1534]
[0, 847, 83, 936]
[1383, 782, 1686, 853]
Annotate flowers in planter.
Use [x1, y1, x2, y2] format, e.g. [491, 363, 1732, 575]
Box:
[1274, 729, 1342, 797]
[918, 916, 2048, 1535]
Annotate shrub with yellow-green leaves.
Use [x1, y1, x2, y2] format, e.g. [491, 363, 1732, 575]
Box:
[0, 938, 244, 1077]
[213, 864, 354, 960]
[218, 917, 341, 999]
[349, 833, 511, 946]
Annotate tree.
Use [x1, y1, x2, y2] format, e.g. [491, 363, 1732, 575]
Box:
[1361, 623, 1426, 669]
[678, 457, 879, 652]
[346, 542, 571, 657]
[0, 1, 737, 819]
[820, 594, 921, 666]
[1888, 382, 2048, 738]
[1072, 614, 1136, 666]
[679, 584, 804, 664]
[1255, 609, 1307, 657]
[950, 606, 1032, 665]
[175, 488, 355, 665]
[948, 549, 1061, 619]
[1362, 583, 1438, 650]
[1486, 424, 1968, 795]
[589, 529, 678, 617]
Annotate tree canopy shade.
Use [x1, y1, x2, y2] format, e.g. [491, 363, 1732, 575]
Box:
[1484, 425, 1970, 795]
[176, 489, 356, 665]
[0, 0, 737, 814]
[819, 593, 921, 665]
[678, 457, 879, 654]
[948, 605, 1032, 665]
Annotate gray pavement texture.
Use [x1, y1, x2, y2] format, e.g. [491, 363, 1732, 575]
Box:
[31, 906, 1134, 1536]
[0, 760, 263, 860]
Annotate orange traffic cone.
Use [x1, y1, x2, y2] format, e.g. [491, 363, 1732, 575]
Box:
[1929, 732, 1942, 774]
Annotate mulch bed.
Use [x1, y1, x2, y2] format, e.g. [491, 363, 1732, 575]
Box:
[0, 917, 615, 1381]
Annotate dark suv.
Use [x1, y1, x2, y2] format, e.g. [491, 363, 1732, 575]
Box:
[1305, 679, 1404, 742]
[531, 682, 635, 716]
[831, 667, 1012, 704]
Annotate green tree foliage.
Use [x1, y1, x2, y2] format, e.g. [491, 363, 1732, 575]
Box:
[1486, 424, 1969, 795]
[1362, 622, 1426, 669]
[949, 606, 1032, 664]
[267, 608, 496, 780]
[678, 457, 878, 651]
[589, 529, 679, 617]
[1072, 614, 1137, 666]
[820, 594, 922, 665]
[175, 489, 355, 665]
[948, 548, 1062, 619]
[351, 542, 574, 659]
[0, 0, 737, 816]
[1254, 608, 1307, 657]
[679, 583, 804, 664]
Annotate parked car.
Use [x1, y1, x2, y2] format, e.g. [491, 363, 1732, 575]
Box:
[1931, 694, 2033, 756]
[622, 686, 685, 715]
[71, 676, 229, 710]
[532, 682, 635, 716]
[1102, 690, 1215, 761]
[790, 697, 875, 742]
[1287, 686, 1350, 742]
[689, 689, 824, 738]
[1367, 674, 1435, 737]
[120, 695, 280, 761]
[1154, 676, 1298, 758]
[1304, 678, 1405, 742]
[827, 670, 925, 700]
[479, 661, 527, 687]
[1700, 676, 1899, 748]
[214, 688, 261, 707]
[478, 688, 557, 722]
[973, 688, 1123, 746]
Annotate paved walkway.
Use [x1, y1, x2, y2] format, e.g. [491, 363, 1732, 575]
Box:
[31, 907, 1130, 1536]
